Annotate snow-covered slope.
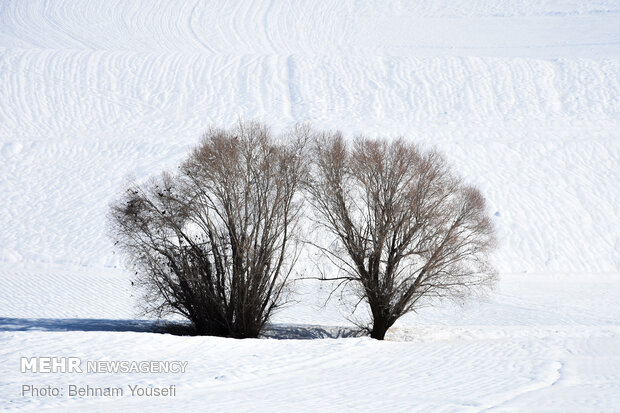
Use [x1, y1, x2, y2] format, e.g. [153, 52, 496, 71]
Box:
[1, 1, 619, 411]
[1, 0, 618, 273]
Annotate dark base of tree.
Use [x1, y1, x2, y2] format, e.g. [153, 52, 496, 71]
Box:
[192, 323, 228, 337]
[191, 319, 262, 339]
[370, 319, 392, 340]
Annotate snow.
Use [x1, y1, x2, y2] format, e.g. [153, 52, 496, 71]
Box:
[1, 0, 619, 411]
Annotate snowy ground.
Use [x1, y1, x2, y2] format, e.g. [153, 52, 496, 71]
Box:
[1, 1, 619, 411]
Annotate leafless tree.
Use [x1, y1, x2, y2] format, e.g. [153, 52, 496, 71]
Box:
[305, 132, 497, 340]
[109, 121, 308, 338]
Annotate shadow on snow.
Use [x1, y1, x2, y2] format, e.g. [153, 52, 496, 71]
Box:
[0, 317, 364, 339]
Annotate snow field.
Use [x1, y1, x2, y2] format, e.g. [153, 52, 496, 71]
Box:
[1, 0, 619, 411]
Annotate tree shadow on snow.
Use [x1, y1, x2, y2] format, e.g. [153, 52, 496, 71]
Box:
[0, 317, 364, 339]
[261, 324, 365, 339]
[0, 317, 189, 335]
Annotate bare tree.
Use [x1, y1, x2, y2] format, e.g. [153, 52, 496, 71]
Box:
[306, 132, 497, 340]
[109, 121, 307, 338]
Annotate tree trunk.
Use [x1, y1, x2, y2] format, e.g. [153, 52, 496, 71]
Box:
[370, 317, 390, 340]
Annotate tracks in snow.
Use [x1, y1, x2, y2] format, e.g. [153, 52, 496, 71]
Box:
[0, 49, 618, 272]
